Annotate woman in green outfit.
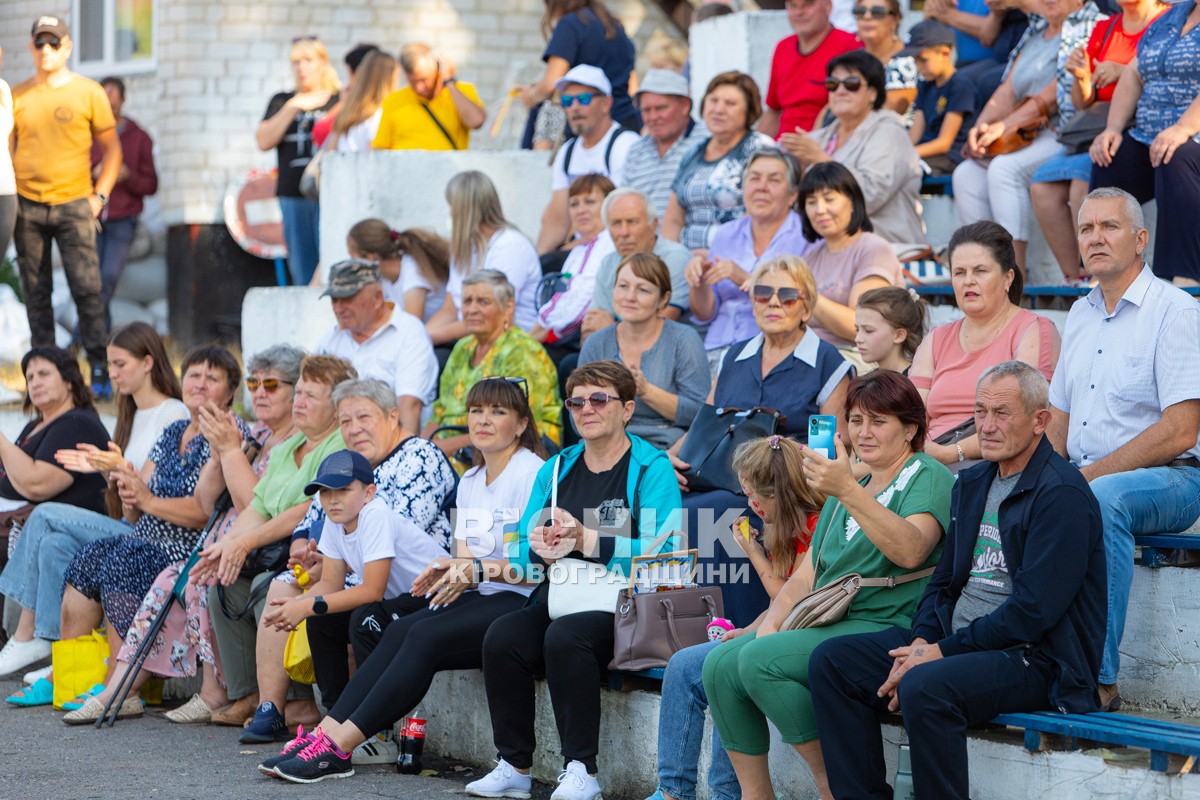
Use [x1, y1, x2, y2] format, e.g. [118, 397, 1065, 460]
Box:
[422, 270, 561, 458]
[701, 370, 954, 799]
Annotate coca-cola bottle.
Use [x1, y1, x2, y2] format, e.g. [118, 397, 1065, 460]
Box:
[396, 716, 426, 774]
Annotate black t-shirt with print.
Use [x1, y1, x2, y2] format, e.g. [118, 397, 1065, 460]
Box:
[263, 91, 339, 197]
[550, 447, 633, 561]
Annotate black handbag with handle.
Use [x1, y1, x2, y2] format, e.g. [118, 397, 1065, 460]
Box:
[678, 406, 782, 494]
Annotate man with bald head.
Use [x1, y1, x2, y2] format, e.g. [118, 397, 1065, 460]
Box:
[373, 42, 485, 151]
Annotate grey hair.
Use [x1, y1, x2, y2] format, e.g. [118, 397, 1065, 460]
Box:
[247, 344, 306, 385]
[1080, 187, 1145, 232]
[742, 147, 802, 194]
[332, 377, 398, 413]
[601, 187, 657, 227]
[977, 360, 1049, 413]
[462, 269, 515, 305]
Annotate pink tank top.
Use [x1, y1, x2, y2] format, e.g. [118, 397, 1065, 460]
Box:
[911, 308, 1056, 439]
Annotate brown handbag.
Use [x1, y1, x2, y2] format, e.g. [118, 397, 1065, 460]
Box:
[610, 585, 724, 671]
[984, 95, 1051, 157]
[0, 503, 35, 569]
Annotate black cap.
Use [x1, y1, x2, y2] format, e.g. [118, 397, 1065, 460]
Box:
[304, 450, 374, 495]
[898, 21, 957, 57]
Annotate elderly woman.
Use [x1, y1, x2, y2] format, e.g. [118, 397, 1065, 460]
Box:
[1090, 0, 1200, 284]
[49, 345, 250, 723]
[259, 377, 548, 780]
[856, 0, 919, 114]
[255, 36, 340, 286]
[670, 256, 854, 623]
[781, 51, 925, 245]
[684, 148, 809, 367]
[954, 0, 1100, 272]
[580, 253, 710, 448]
[466, 361, 682, 800]
[0, 348, 110, 679]
[424, 270, 562, 457]
[704, 370, 954, 800]
[799, 163, 904, 363]
[661, 71, 776, 252]
[426, 170, 542, 345]
[909, 221, 1059, 467]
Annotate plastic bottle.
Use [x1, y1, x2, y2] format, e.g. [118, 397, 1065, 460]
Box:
[292, 564, 311, 588]
[893, 745, 915, 800]
[396, 716, 426, 774]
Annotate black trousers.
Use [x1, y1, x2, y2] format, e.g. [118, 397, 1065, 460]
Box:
[325, 590, 528, 736]
[482, 602, 615, 773]
[808, 627, 1055, 800]
[305, 593, 427, 709]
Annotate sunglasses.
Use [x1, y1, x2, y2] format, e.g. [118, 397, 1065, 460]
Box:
[34, 37, 62, 50]
[560, 92, 596, 108]
[751, 285, 804, 306]
[291, 34, 320, 43]
[565, 392, 618, 412]
[824, 76, 866, 93]
[852, 5, 892, 18]
[482, 375, 529, 398]
[246, 377, 294, 393]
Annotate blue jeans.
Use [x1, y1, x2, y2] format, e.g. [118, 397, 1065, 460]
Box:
[97, 215, 139, 317]
[1089, 465, 1200, 683]
[277, 195, 320, 285]
[657, 641, 739, 800]
[0, 502, 131, 640]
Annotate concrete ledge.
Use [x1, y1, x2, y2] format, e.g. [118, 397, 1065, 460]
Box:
[240, 286, 336, 364]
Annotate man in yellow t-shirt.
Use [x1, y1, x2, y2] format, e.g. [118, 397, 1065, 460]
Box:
[372, 43, 485, 151]
[11, 15, 122, 396]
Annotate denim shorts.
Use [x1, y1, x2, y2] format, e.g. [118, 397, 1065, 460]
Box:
[1031, 148, 1094, 184]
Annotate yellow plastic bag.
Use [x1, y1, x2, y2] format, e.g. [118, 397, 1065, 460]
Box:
[52, 629, 108, 709]
[284, 621, 315, 684]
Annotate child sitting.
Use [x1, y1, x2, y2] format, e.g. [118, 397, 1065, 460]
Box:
[905, 21, 978, 176]
[854, 286, 927, 374]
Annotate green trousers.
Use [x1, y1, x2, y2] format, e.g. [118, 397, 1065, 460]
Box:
[701, 620, 887, 754]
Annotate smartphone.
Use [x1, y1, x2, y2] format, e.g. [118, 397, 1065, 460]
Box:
[808, 415, 837, 459]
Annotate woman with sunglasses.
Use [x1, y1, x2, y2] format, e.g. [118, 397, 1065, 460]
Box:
[465, 360, 682, 800]
[258, 377, 548, 781]
[579, 253, 709, 449]
[781, 52, 925, 246]
[854, 0, 919, 115]
[669, 255, 852, 623]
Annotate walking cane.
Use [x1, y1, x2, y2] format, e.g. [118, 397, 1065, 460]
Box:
[97, 441, 258, 728]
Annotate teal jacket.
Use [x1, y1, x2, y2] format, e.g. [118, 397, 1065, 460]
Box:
[508, 434, 683, 574]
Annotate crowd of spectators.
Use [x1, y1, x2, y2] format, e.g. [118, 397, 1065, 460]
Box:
[2, 0, 1200, 797]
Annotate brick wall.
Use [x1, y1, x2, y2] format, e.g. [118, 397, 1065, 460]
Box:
[2, 0, 685, 224]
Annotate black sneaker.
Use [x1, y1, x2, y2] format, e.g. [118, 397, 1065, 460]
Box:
[257, 725, 314, 776]
[90, 364, 112, 401]
[274, 728, 355, 784]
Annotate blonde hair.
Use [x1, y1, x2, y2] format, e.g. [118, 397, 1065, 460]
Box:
[331, 51, 397, 145]
[732, 437, 826, 577]
[290, 38, 342, 94]
[446, 171, 512, 272]
[748, 255, 818, 317]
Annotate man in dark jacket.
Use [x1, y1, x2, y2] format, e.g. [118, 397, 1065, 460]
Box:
[808, 360, 1106, 800]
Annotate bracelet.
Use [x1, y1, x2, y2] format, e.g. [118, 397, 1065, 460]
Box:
[956, 443, 965, 463]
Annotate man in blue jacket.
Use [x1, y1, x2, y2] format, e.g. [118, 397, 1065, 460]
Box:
[808, 361, 1106, 800]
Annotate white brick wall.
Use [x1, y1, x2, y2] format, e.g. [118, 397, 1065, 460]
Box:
[3, 0, 686, 225]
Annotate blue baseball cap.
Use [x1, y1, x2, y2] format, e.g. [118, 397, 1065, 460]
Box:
[304, 450, 374, 495]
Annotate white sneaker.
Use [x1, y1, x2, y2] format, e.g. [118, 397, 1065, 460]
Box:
[0, 637, 51, 678]
[24, 665, 52, 686]
[550, 761, 603, 800]
[466, 758, 533, 799]
[351, 731, 399, 765]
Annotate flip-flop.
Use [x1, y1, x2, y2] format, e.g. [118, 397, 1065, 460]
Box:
[6, 677, 54, 707]
[61, 684, 105, 712]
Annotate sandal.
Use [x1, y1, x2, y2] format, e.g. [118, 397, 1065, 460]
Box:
[61, 684, 105, 712]
[164, 694, 214, 724]
[6, 677, 54, 707]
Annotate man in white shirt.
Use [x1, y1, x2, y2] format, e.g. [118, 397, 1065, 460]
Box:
[1047, 188, 1200, 711]
[536, 64, 639, 254]
[314, 259, 438, 433]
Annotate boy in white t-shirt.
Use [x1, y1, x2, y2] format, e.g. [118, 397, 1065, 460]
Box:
[262, 450, 448, 726]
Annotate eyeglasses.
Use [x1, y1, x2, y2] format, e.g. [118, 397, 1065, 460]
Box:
[482, 375, 529, 398]
[560, 92, 596, 108]
[34, 37, 62, 50]
[824, 76, 865, 93]
[291, 35, 320, 43]
[565, 392, 618, 412]
[851, 5, 892, 18]
[751, 285, 804, 306]
[246, 377, 294, 393]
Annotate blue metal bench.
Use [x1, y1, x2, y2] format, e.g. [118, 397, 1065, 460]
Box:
[992, 711, 1200, 773]
[1136, 534, 1200, 568]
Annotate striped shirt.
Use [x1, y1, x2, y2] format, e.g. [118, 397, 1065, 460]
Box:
[1049, 265, 1200, 466]
[620, 119, 707, 219]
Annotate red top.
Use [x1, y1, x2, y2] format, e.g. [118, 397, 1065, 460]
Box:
[785, 510, 823, 576]
[1086, 9, 1168, 103]
[90, 116, 157, 221]
[312, 111, 337, 149]
[766, 28, 862, 136]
